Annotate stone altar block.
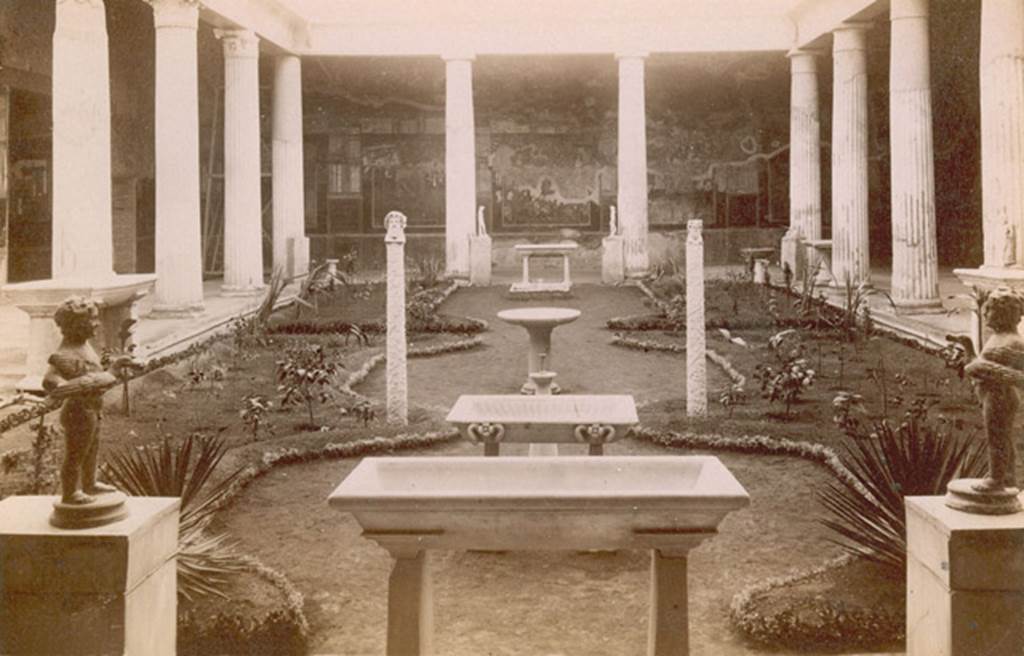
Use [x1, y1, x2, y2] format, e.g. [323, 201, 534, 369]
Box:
[510, 242, 578, 295]
[328, 455, 749, 656]
[804, 239, 835, 286]
[446, 394, 639, 456]
[469, 234, 492, 286]
[602, 235, 625, 284]
[1, 274, 156, 392]
[0, 495, 180, 655]
[905, 495, 1024, 656]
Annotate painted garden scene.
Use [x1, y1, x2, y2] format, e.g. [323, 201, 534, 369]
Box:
[1, 1, 1023, 655]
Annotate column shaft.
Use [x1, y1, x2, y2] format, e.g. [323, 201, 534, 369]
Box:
[686, 220, 707, 418]
[444, 56, 476, 279]
[218, 29, 264, 294]
[151, 0, 204, 314]
[272, 54, 308, 279]
[789, 51, 822, 240]
[831, 24, 871, 286]
[890, 0, 941, 311]
[52, 0, 113, 279]
[980, 0, 1024, 269]
[618, 54, 650, 277]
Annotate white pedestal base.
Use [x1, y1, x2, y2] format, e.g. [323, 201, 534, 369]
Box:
[602, 236, 625, 285]
[905, 495, 1024, 656]
[469, 234, 492, 286]
[0, 496, 180, 656]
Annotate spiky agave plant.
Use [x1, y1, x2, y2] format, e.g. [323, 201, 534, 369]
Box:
[818, 410, 986, 571]
[103, 433, 248, 600]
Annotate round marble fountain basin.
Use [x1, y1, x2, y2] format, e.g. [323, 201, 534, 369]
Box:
[497, 307, 581, 328]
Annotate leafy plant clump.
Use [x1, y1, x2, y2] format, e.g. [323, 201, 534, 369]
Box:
[820, 400, 986, 571]
[276, 344, 341, 429]
[103, 434, 248, 600]
[753, 330, 816, 418]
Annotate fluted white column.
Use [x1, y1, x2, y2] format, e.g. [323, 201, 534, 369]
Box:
[831, 23, 872, 287]
[444, 54, 476, 280]
[783, 49, 822, 276]
[890, 0, 941, 312]
[617, 53, 650, 278]
[980, 0, 1024, 270]
[51, 0, 113, 279]
[217, 29, 264, 294]
[272, 54, 309, 279]
[150, 0, 204, 314]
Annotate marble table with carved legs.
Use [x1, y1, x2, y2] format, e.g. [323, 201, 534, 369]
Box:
[497, 307, 581, 394]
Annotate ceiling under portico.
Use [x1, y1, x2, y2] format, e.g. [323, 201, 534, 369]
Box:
[198, 0, 887, 57]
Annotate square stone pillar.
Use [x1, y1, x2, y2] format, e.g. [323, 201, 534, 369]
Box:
[602, 235, 625, 284]
[617, 53, 650, 278]
[469, 234, 492, 286]
[0, 496, 180, 655]
[905, 495, 1024, 655]
[443, 53, 477, 280]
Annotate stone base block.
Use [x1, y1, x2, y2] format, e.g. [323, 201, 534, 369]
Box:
[906, 494, 1024, 656]
[0, 496, 180, 656]
[893, 297, 946, 315]
[953, 266, 1024, 293]
[602, 236, 625, 285]
[469, 235, 492, 286]
[780, 232, 801, 278]
[509, 281, 572, 295]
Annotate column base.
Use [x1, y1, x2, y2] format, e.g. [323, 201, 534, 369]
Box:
[147, 303, 206, 319]
[893, 297, 945, 315]
[945, 479, 1023, 515]
[953, 266, 1024, 293]
[220, 284, 266, 297]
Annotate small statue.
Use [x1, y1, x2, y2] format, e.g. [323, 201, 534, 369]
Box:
[477, 206, 487, 237]
[964, 288, 1024, 495]
[609, 206, 618, 237]
[384, 211, 407, 244]
[43, 297, 135, 506]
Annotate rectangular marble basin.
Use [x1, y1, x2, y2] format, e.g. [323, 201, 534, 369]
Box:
[446, 394, 639, 444]
[328, 456, 749, 551]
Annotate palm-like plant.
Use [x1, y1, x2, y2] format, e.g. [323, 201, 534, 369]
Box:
[819, 409, 986, 571]
[103, 434, 248, 600]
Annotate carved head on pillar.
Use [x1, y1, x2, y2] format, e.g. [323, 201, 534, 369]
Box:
[609, 206, 618, 237]
[686, 219, 704, 244]
[384, 211, 407, 245]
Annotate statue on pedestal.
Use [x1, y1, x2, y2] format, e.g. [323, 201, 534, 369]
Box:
[43, 297, 134, 527]
[947, 287, 1024, 514]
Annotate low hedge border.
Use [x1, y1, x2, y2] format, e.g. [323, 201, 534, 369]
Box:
[728, 552, 904, 650]
[609, 336, 746, 389]
[630, 427, 888, 649]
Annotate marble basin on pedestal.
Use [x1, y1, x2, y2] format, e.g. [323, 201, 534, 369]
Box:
[446, 394, 638, 456]
[328, 455, 748, 551]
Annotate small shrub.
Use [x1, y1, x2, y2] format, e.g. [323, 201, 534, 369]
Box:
[753, 330, 815, 418]
[717, 384, 747, 417]
[239, 395, 273, 441]
[276, 344, 341, 428]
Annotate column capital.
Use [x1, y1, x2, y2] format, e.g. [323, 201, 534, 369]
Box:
[891, 0, 928, 21]
[441, 50, 475, 62]
[787, 48, 823, 73]
[56, 0, 105, 6]
[215, 28, 259, 58]
[832, 21, 872, 52]
[615, 51, 649, 61]
[147, 0, 197, 29]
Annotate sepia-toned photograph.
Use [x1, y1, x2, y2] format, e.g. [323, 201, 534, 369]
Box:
[0, 0, 1021, 654]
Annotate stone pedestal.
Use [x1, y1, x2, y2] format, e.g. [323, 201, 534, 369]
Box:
[805, 239, 835, 286]
[780, 231, 802, 279]
[468, 234, 492, 286]
[0, 496, 180, 656]
[753, 259, 769, 285]
[905, 495, 1024, 656]
[602, 235, 625, 284]
[686, 220, 707, 418]
[385, 212, 408, 426]
[617, 53, 650, 278]
[2, 274, 155, 392]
